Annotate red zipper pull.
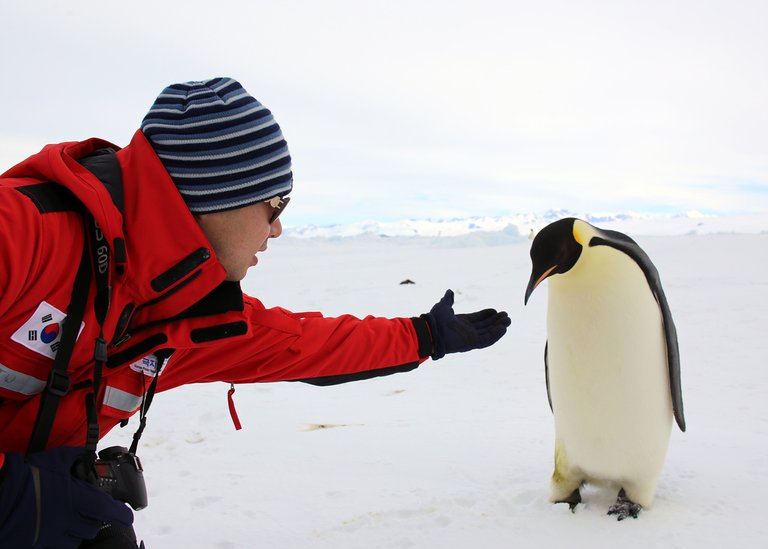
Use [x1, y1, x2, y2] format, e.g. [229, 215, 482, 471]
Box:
[227, 383, 242, 430]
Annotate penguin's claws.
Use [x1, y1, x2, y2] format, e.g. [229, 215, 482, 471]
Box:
[555, 488, 582, 513]
[607, 489, 642, 521]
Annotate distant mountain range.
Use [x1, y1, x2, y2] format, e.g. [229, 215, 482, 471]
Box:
[284, 210, 713, 239]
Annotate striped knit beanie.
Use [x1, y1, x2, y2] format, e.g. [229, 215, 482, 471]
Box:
[141, 77, 293, 213]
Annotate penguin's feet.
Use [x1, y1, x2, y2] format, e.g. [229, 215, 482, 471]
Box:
[555, 488, 582, 513]
[607, 489, 642, 521]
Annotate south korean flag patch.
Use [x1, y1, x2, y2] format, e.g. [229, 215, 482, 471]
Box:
[12, 301, 85, 360]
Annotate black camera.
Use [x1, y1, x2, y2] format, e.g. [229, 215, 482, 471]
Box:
[75, 446, 148, 511]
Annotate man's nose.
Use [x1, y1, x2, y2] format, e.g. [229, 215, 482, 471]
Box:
[270, 218, 283, 238]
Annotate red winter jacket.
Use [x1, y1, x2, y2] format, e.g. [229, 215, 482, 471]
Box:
[0, 130, 432, 454]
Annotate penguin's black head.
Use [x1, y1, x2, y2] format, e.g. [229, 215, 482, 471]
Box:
[524, 217, 583, 304]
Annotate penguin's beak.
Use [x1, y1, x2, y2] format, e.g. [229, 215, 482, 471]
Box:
[524, 265, 557, 305]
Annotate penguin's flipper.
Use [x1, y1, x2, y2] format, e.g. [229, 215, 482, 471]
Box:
[545, 340, 553, 413]
[589, 231, 686, 432]
[607, 489, 642, 521]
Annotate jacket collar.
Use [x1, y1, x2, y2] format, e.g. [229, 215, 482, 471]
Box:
[112, 130, 232, 329]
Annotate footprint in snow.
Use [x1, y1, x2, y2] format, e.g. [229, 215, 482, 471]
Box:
[184, 432, 205, 444]
[305, 423, 363, 431]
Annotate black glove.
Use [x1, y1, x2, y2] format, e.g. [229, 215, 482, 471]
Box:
[0, 447, 133, 549]
[422, 289, 511, 360]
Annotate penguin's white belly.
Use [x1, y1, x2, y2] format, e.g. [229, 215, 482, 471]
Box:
[547, 248, 673, 490]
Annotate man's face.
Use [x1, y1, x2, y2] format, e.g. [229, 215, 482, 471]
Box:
[195, 201, 284, 281]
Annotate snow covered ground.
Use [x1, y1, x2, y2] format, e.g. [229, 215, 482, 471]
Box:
[101, 214, 768, 548]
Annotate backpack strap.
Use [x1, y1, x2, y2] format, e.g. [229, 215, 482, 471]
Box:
[26, 240, 92, 453]
[16, 183, 83, 213]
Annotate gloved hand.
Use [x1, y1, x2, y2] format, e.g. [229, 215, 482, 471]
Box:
[422, 289, 511, 360]
[0, 447, 133, 549]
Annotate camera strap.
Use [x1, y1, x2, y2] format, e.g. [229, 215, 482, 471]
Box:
[83, 212, 112, 460]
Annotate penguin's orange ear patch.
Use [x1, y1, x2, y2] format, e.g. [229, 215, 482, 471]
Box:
[572, 221, 589, 246]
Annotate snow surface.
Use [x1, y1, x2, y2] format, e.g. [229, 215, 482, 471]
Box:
[100, 214, 768, 548]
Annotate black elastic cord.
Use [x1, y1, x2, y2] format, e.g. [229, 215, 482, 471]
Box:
[129, 350, 170, 455]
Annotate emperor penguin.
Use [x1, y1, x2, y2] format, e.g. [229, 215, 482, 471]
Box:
[524, 218, 685, 520]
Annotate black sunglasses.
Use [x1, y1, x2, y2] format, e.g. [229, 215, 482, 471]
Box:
[265, 195, 290, 224]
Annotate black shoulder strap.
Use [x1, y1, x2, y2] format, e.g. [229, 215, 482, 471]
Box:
[27, 240, 92, 453]
[16, 183, 82, 214]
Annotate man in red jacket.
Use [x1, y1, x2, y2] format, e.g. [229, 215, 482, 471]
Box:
[0, 78, 510, 548]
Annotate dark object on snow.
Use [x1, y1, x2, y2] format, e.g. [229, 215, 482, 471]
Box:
[399, 279, 416, 285]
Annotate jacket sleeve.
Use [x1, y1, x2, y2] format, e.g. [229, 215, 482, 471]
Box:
[157, 297, 434, 390]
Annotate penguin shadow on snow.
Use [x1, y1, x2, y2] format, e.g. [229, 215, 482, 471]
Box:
[525, 218, 686, 521]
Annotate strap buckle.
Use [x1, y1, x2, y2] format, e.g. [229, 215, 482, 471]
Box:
[94, 337, 109, 363]
[46, 369, 71, 397]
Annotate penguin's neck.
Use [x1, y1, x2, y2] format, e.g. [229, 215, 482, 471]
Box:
[547, 245, 658, 336]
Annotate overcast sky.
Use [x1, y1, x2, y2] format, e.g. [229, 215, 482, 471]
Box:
[2, 0, 766, 226]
